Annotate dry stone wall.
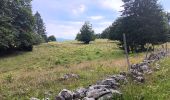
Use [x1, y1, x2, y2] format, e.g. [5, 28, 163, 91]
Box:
[31, 51, 168, 100]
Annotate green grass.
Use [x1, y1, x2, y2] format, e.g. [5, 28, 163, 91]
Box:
[0, 39, 123, 73]
[121, 57, 170, 100]
[0, 39, 127, 100]
[0, 39, 169, 100]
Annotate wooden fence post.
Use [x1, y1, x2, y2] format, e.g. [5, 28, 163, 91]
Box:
[123, 34, 130, 71]
[166, 42, 168, 55]
[145, 43, 150, 60]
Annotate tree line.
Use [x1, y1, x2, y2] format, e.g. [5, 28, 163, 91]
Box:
[0, 0, 56, 55]
[76, 0, 170, 53]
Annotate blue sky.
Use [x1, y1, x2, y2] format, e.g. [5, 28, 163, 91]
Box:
[32, 0, 170, 40]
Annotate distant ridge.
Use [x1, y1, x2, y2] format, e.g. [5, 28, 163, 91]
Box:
[56, 38, 73, 42]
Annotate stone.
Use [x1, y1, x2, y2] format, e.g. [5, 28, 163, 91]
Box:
[139, 64, 149, 72]
[135, 76, 145, 83]
[155, 63, 160, 71]
[88, 85, 112, 90]
[42, 98, 50, 100]
[98, 90, 122, 100]
[110, 75, 128, 84]
[130, 69, 143, 76]
[55, 96, 65, 100]
[98, 78, 119, 89]
[73, 88, 87, 99]
[61, 73, 80, 80]
[83, 97, 95, 100]
[86, 88, 111, 99]
[58, 89, 73, 100]
[120, 72, 127, 76]
[30, 97, 40, 100]
[97, 93, 113, 100]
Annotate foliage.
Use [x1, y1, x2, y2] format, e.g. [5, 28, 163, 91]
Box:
[76, 21, 95, 44]
[0, 0, 48, 54]
[95, 33, 101, 39]
[0, 0, 35, 53]
[105, 0, 169, 52]
[48, 35, 56, 42]
[101, 27, 111, 39]
[34, 12, 48, 42]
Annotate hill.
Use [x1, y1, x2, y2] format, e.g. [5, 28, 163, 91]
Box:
[56, 38, 72, 42]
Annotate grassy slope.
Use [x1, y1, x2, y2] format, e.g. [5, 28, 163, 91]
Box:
[0, 39, 169, 100]
[122, 57, 170, 100]
[0, 39, 129, 99]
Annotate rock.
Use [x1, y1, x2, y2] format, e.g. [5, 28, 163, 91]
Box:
[55, 96, 65, 100]
[120, 72, 127, 76]
[30, 97, 40, 100]
[139, 64, 149, 73]
[88, 85, 112, 90]
[58, 89, 73, 100]
[73, 88, 87, 99]
[97, 93, 113, 100]
[155, 63, 160, 71]
[98, 90, 122, 100]
[83, 97, 95, 100]
[98, 78, 119, 89]
[86, 88, 111, 99]
[44, 91, 52, 99]
[42, 98, 50, 100]
[60, 73, 80, 80]
[130, 69, 143, 76]
[110, 74, 128, 84]
[134, 76, 145, 83]
[73, 91, 81, 99]
[110, 89, 122, 95]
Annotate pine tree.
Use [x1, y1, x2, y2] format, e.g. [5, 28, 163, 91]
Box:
[108, 0, 169, 52]
[34, 12, 47, 42]
[76, 22, 95, 44]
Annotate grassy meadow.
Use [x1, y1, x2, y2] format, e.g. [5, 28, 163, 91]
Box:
[0, 39, 169, 100]
[122, 58, 170, 100]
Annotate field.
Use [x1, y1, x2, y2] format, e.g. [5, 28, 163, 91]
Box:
[0, 39, 169, 100]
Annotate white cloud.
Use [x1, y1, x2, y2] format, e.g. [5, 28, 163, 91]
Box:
[72, 4, 86, 15]
[99, 0, 123, 11]
[32, 0, 118, 39]
[46, 20, 84, 39]
[88, 16, 104, 20]
[94, 21, 112, 33]
[45, 20, 112, 39]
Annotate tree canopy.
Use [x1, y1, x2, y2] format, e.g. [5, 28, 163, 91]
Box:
[76, 22, 95, 44]
[34, 12, 47, 42]
[0, 0, 47, 54]
[103, 0, 169, 52]
[48, 35, 57, 42]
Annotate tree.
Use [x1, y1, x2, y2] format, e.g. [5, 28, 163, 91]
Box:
[48, 35, 56, 42]
[34, 11, 47, 42]
[75, 33, 81, 40]
[101, 27, 110, 39]
[166, 12, 170, 41]
[108, 0, 169, 52]
[76, 22, 95, 44]
[95, 33, 101, 39]
[0, 0, 35, 53]
[0, 0, 49, 54]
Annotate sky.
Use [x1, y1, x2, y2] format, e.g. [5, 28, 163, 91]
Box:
[32, 0, 170, 40]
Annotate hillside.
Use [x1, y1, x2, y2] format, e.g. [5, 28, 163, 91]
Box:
[0, 40, 169, 100]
